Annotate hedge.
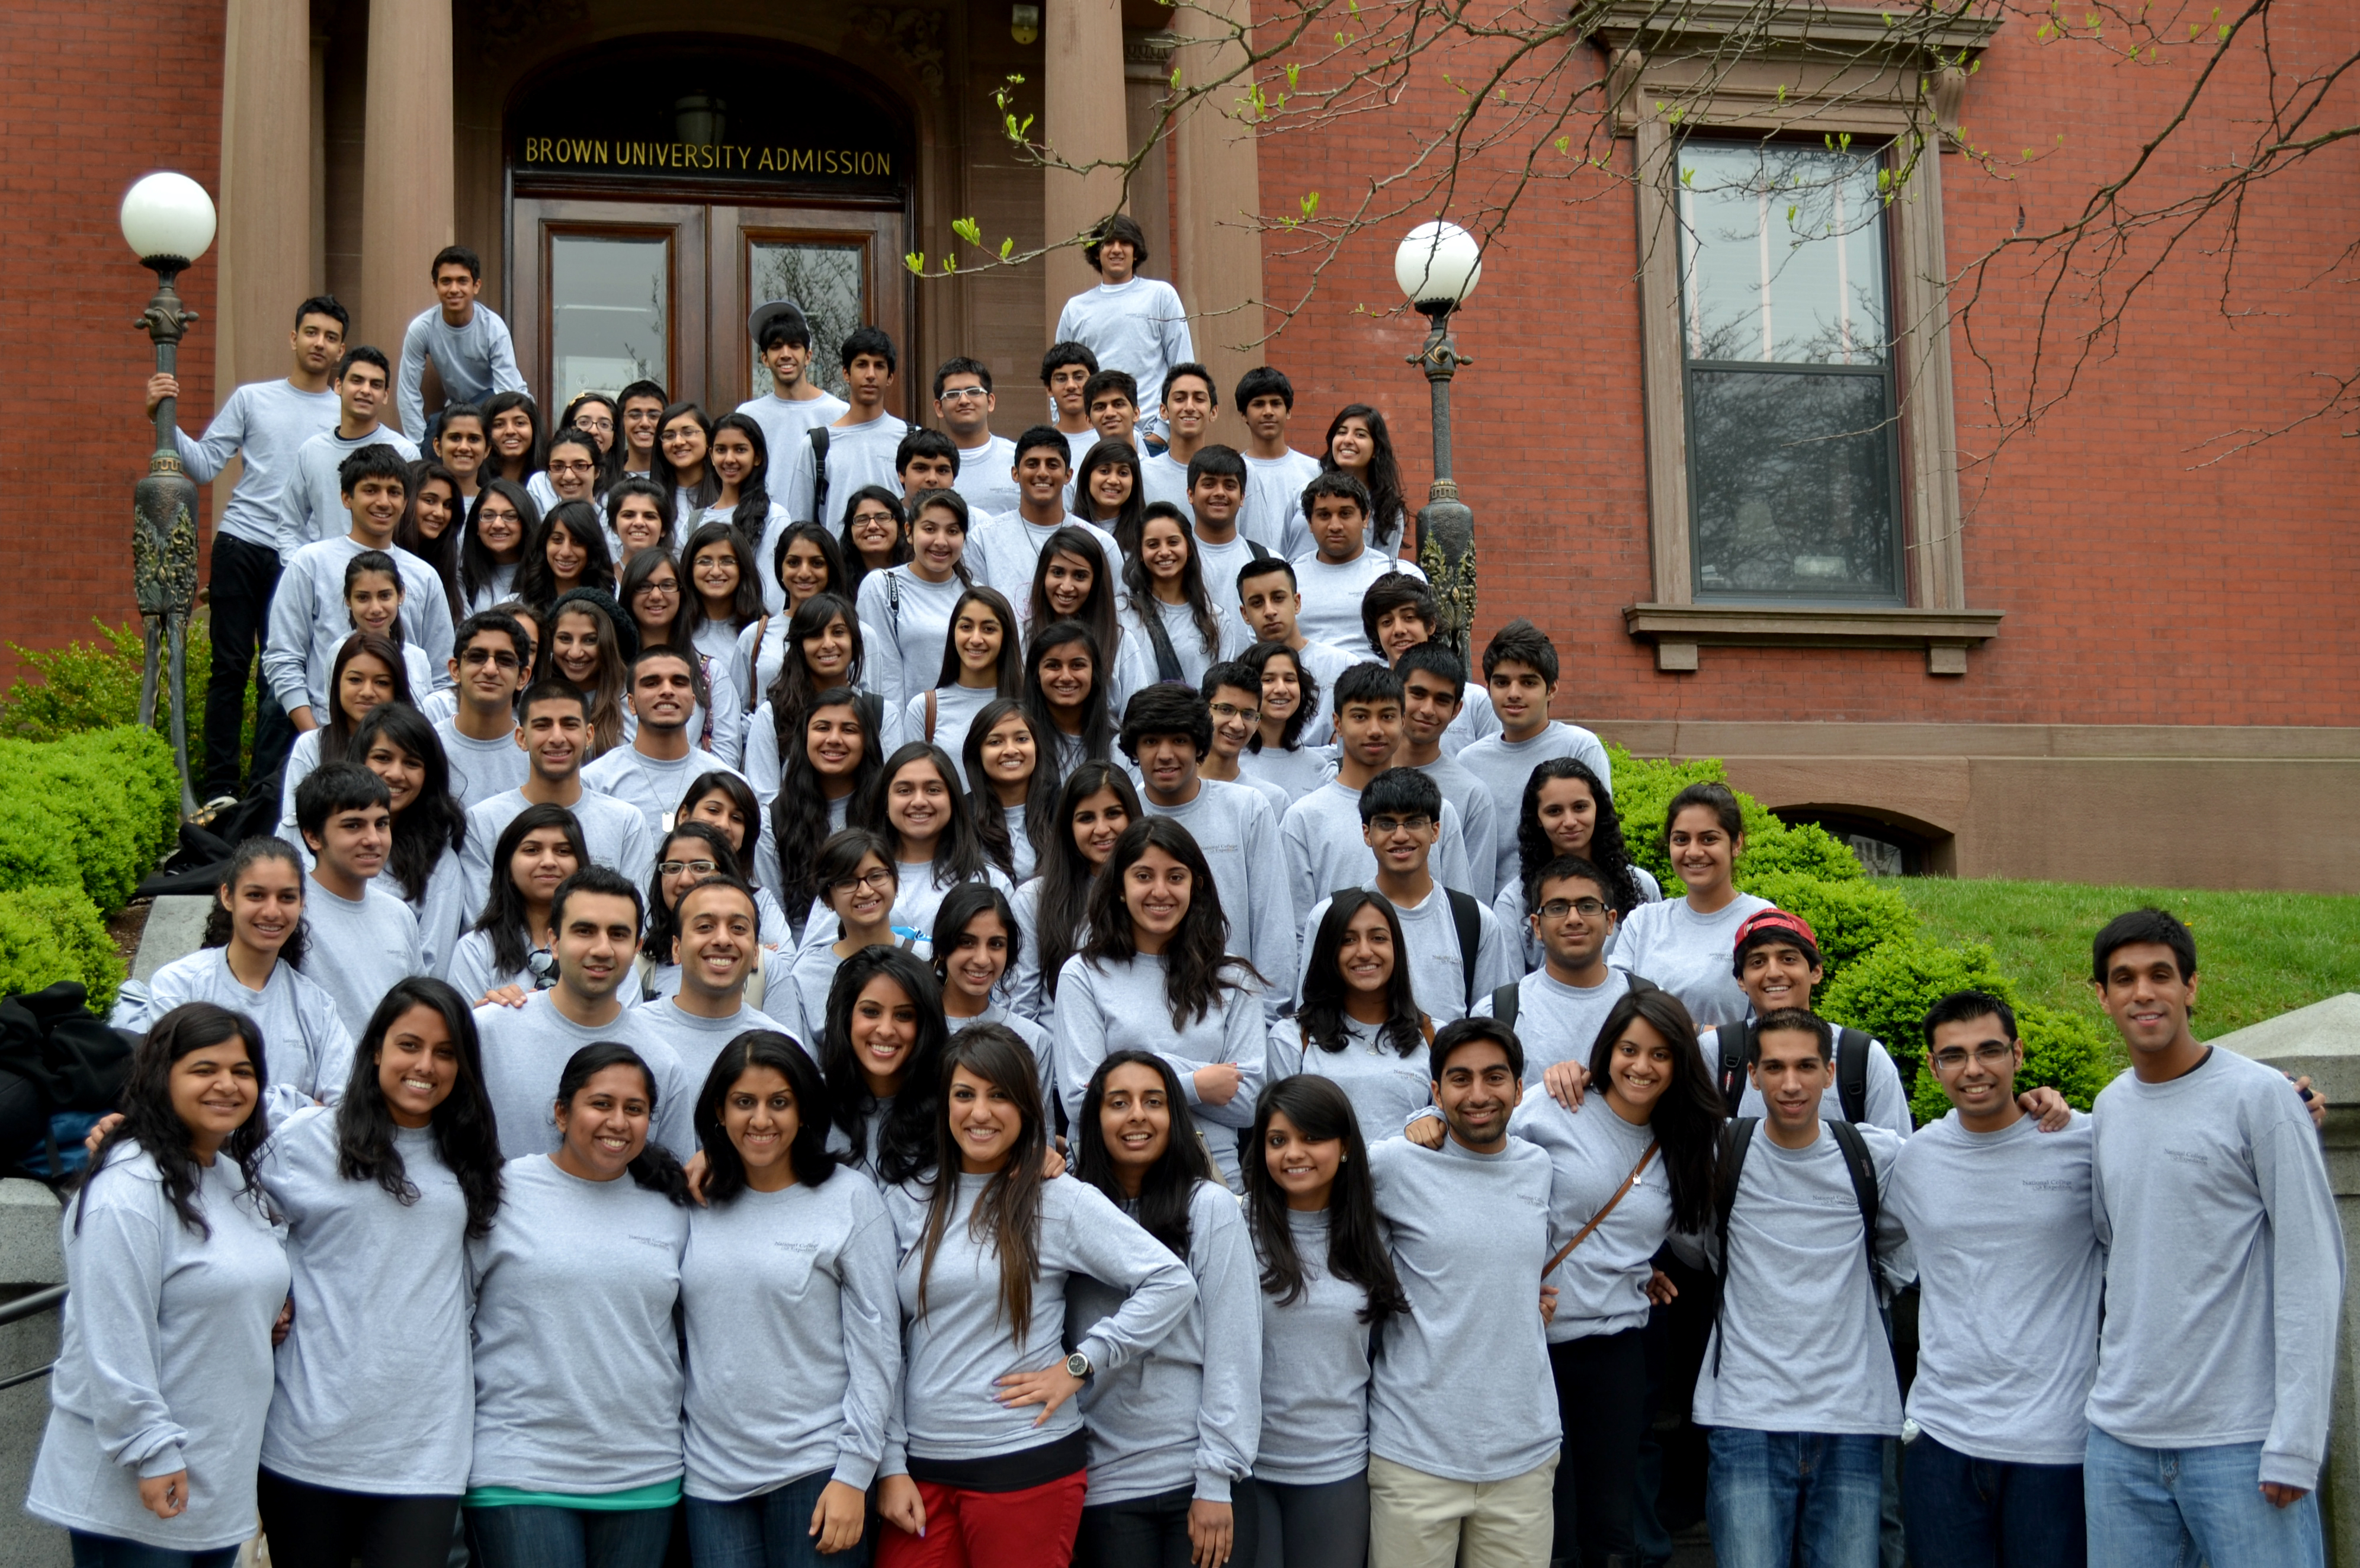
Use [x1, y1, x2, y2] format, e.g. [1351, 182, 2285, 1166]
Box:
[0, 885, 125, 1014]
[1607, 745, 2110, 1118]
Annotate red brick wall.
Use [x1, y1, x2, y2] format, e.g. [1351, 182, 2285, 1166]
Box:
[1253, 9, 2360, 727]
[0, 1, 225, 682]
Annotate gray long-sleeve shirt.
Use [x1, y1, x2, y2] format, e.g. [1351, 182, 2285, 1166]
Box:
[1367, 1134, 1560, 1483]
[639, 998, 796, 1097]
[2087, 1048, 2345, 1489]
[1278, 780, 1476, 932]
[275, 427, 422, 562]
[117, 948, 354, 1116]
[1609, 893, 1773, 1033]
[1888, 1112, 2102, 1466]
[1451, 722, 1615, 895]
[1069, 1181, 1261, 1505]
[1267, 1016, 1432, 1153]
[1054, 278, 1194, 430]
[299, 876, 424, 1039]
[880, 1172, 1196, 1474]
[28, 1146, 289, 1552]
[466, 1155, 690, 1491]
[397, 303, 526, 440]
[1053, 954, 1267, 1189]
[460, 787, 655, 923]
[261, 536, 454, 716]
[1143, 780, 1296, 1013]
[854, 565, 966, 739]
[1509, 1092, 1675, 1343]
[434, 717, 530, 810]
[172, 378, 341, 550]
[258, 1108, 474, 1493]
[778, 413, 910, 525]
[1252, 1208, 1377, 1485]
[682, 1173, 900, 1498]
[472, 992, 697, 1161]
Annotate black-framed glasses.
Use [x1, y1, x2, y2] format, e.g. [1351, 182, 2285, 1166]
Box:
[1931, 1043, 2016, 1070]
[461, 647, 520, 669]
[1538, 898, 1609, 921]
[659, 858, 720, 877]
[1367, 815, 1435, 835]
[546, 459, 597, 476]
[1207, 701, 1260, 724]
[830, 867, 896, 895]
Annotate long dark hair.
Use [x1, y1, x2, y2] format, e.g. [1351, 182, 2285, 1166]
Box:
[335, 977, 504, 1238]
[1021, 620, 1114, 780]
[862, 742, 992, 888]
[770, 690, 883, 921]
[710, 411, 776, 541]
[820, 946, 950, 1184]
[1588, 988, 1723, 1233]
[1242, 640, 1319, 753]
[1243, 1075, 1409, 1319]
[836, 484, 910, 595]
[679, 771, 768, 891]
[1075, 438, 1146, 556]
[459, 479, 539, 607]
[694, 1030, 838, 1201]
[470, 804, 587, 976]
[351, 704, 466, 905]
[653, 402, 720, 511]
[766, 591, 866, 751]
[930, 880, 1022, 1001]
[771, 520, 858, 612]
[1320, 403, 1406, 550]
[397, 456, 464, 621]
[1026, 528, 1121, 663]
[481, 390, 547, 483]
[1297, 890, 1426, 1059]
[1122, 507, 1223, 657]
[932, 585, 1024, 693]
[1080, 817, 1256, 1030]
[1035, 762, 1140, 1003]
[605, 477, 678, 558]
[514, 499, 617, 610]
[79, 1003, 271, 1239]
[200, 836, 310, 970]
[319, 631, 412, 766]
[1074, 1050, 1217, 1258]
[962, 698, 1053, 880]
[679, 520, 765, 642]
[642, 822, 742, 963]
[1517, 758, 1644, 916]
[560, 391, 627, 490]
[618, 546, 684, 647]
[916, 1024, 1047, 1341]
[552, 1043, 691, 1203]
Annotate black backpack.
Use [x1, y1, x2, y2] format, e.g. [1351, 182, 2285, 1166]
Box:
[1488, 969, 1656, 1031]
[1710, 1114, 1883, 1373]
[806, 427, 832, 526]
[1717, 1018, 1873, 1125]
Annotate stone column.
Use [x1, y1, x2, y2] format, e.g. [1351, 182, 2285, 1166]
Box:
[1041, 0, 1128, 335]
[358, 0, 455, 435]
[216, 0, 313, 402]
[1171, 0, 1265, 403]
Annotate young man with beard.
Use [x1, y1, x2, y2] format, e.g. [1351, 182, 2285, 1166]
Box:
[434, 610, 531, 809]
[460, 682, 654, 917]
[291, 764, 422, 1036]
[735, 299, 846, 457]
[582, 648, 753, 835]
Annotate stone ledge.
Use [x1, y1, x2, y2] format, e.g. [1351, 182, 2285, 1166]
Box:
[1621, 603, 2005, 675]
[0, 1181, 63, 1288]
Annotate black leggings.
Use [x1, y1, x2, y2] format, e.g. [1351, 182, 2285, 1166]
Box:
[1252, 1471, 1369, 1568]
[1074, 1480, 1259, 1568]
[1550, 1327, 1650, 1568]
[256, 1468, 462, 1568]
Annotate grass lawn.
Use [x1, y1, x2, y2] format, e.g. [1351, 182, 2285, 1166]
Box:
[1892, 878, 2360, 1044]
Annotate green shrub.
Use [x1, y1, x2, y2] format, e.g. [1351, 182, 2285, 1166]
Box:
[0, 727, 182, 913]
[1739, 819, 1865, 884]
[2011, 1002, 2114, 1119]
[1738, 870, 1917, 992]
[0, 614, 246, 755]
[0, 886, 124, 1014]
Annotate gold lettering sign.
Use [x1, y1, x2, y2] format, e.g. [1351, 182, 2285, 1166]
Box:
[521, 136, 893, 178]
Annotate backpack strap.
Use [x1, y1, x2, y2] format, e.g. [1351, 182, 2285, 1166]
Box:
[1447, 888, 1482, 1014]
[745, 614, 768, 714]
[1836, 1026, 1871, 1125]
[807, 427, 832, 525]
[886, 569, 901, 628]
[924, 688, 938, 744]
[1490, 981, 1519, 1031]
[1826, 1117, 1883, 1287]
[1710, 1118, 1759, 1376]
[1718, 1019, 1758, 1118]
[1246, 538, 1271, 562]
[1624, 971, 1658, 996]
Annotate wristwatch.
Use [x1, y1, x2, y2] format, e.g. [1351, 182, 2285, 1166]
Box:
[1064, 1349, 1093, 1380]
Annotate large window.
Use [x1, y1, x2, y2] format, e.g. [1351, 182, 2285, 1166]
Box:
[1678, 140, 1901, 602]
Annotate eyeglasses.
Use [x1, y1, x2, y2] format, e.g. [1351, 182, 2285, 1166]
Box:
[1931, 1043, 2017, 1070]
[636, 579, 681, 596]
[525, 947, 559, 988]
[1367, 815, 1434, 835]
[460, 647, 521, 669]
[938, 386, 990, 402]
[829, 867, 896, 894]
[547, 460, 596, 476]
[658, 858, 720, 877]
[1538, 898, 1609, 920]
[1208, 701, 1260, 724]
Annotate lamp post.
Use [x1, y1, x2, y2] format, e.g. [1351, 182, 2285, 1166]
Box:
[120, 172, 216, 819]
[1395, 220, 1484, 660]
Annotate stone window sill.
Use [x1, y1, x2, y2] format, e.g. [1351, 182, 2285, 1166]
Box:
[1622, 602, 2005, 675]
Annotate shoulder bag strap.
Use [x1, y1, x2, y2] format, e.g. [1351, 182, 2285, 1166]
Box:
[1545, 1140, 1660, 1277]
[745, 614, 768, 714]
[807, 427, 832, 525]
[1447, 889, 1481, 1013]
[925, 688, 938, 743]
[1490, 981, 1519, 1031]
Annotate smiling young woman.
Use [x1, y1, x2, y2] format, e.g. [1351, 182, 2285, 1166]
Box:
[1008, 762, 1141, 1033]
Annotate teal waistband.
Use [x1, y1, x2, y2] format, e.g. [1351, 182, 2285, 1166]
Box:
[463, 1477, 684, 1512]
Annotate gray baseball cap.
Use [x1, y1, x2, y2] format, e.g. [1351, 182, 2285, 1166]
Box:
[749, 299, 810, 348]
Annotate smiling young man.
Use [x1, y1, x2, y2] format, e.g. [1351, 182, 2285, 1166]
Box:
[735, 299, 847, 459]
[1472, 855, 1635, 1082]
[263, 444, 453, 729]
[1881, 990, 2103, 1568]
[779, 326, 910, 526]
[434, 610, 531, 809]
[277, 347, 421, 560]
[931, 356, 1019, 518]
[1233, 367, 1320, 553]
[1053, 214, 1194, 443]
[1140, 363, 1220, 517]
[617, 379, 669, 480]
[582, 649, 752, 835]
[293, 764, 423, 1036]
[471, 866, 695, 1160]
[1455, 620, 1614, 894]
[1234, 557, 1357, 745]
[1393, 644, 1498, 902]
[1195, 661, 1290, 819]
[646, 876, 796, 1088]
[396, 245, 526, 440]
[965, 425, 1124, 610]
[1363, 575, 1500, 760]
[1705, 910, 1915, 1136]
[1277, 665, 1477, 929]
[1286, 473, 1427, 655]
[1083, 370, 1144, 454]
[459, 682, 655, 918]
[1120, 686, 1295, 1008]
[1041, 340, 1102, 475]
[2079, 908, 2340, 1568]
[1679, 1008, 1908, 1568]
[1365, 1017, 1561, 1568]
[1293, 768, 1513, 1024]
[1180, 446, 1267, 622]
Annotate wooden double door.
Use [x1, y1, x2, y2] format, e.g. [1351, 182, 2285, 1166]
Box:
[511, 196, 909, 419]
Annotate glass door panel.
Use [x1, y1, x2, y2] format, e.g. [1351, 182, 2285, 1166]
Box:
[550, 234, 669, 406]
[708, 204, 907, 420]
[746, 241, 865, 402]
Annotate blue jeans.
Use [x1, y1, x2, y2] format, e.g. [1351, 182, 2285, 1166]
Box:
[68, 1533, 239, 1568]
[463, 1502, 675, 1568]
[1901, 1432, 2085, 1567]
[1705, 1428, 1883, 1568]
[684, 1470, 868, 1568]
[2083, 1428, 2325, 1568]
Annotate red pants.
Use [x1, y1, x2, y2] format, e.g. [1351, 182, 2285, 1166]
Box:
[876, 1471, 1089, 1568]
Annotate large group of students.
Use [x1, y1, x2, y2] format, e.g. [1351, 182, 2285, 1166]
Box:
[47, 222, 2342, 1568]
